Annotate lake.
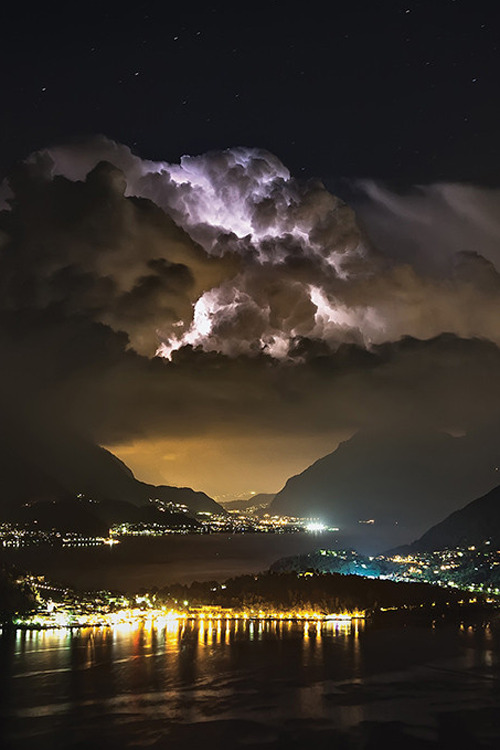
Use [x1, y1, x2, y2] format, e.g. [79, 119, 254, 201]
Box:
[3, 534, 500, 748]
[2, 533, 340, 590]
[1, 618, 500, 749]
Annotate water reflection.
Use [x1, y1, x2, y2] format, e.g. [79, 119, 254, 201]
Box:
[2, 619, 500, 749]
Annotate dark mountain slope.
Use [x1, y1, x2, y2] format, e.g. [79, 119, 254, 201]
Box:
[269, 428, 500, 552]
[0, 429, 223, 515]
[6, 496, 199, 535]
[400, 484, 500, 552]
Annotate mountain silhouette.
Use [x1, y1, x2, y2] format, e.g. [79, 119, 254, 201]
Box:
[270, 428, 500, 552]
[396, 484, 500, 552]
[0, 426, 223, 518]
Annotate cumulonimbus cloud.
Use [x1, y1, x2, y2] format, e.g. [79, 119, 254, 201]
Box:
[2, 137, 500, 446]
[16, 135, 497, 362]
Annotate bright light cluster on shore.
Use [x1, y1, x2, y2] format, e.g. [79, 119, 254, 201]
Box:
[14, 606, 366, 630]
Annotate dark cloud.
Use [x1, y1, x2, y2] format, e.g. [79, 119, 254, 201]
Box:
[0, 153, 238, 356]
[12, 137, 498, 361]
[2, 302, 499, 450]
[1, 139, 500, 461]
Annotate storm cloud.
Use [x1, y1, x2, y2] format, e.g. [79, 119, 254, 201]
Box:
[1, 137, 500, 461]
[20, 136, 500, 360]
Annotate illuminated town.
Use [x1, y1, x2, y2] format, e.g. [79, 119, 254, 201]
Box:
[0, 523, 121, 549]
[3, 545, 497, 632]
[0, 513, 336, 548]
[272, 544, 500, 596]
[3, 571, 365, 629]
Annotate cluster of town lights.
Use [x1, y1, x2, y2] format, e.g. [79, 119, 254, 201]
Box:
[14, 606, 365, 630]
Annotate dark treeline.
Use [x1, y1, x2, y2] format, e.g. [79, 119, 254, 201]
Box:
[153, 571, 467, 614]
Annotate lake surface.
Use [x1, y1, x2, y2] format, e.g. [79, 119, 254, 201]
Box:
[2, 533, 339, 590]
[1, 618, 500, 749]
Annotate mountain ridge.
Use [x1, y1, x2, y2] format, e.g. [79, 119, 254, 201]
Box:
[392, 484, 500, 553]
[0, 428, 224, 517]
[269, 428, 500, 552]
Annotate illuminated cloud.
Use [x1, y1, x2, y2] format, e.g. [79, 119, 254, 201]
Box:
[37, 139, 365, 358]
[15, 136, 496, 364]
[2, 138, 500, 477]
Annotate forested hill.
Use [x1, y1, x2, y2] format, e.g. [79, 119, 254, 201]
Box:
[157, 571, 465, 614]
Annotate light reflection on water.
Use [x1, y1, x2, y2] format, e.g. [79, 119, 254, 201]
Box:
[2, 619, 500, 749]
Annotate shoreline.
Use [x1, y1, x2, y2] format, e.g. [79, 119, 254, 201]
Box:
[5, 603, 499, 632]
[4, 608, 366, 631]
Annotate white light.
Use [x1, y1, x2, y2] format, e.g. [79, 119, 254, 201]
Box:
[305, 522, 326, 533]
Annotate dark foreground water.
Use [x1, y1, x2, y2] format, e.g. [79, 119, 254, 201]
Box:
[1, 618, 500, 749]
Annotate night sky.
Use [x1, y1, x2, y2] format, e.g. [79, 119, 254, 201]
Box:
[1, 1, 499, 184]
[1, 1, 500, 499]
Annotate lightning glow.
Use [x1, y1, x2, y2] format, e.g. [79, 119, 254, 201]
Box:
[43, 141, 368, 361]
[37, 138, 500, 363]
[144, 148, 368, 360]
